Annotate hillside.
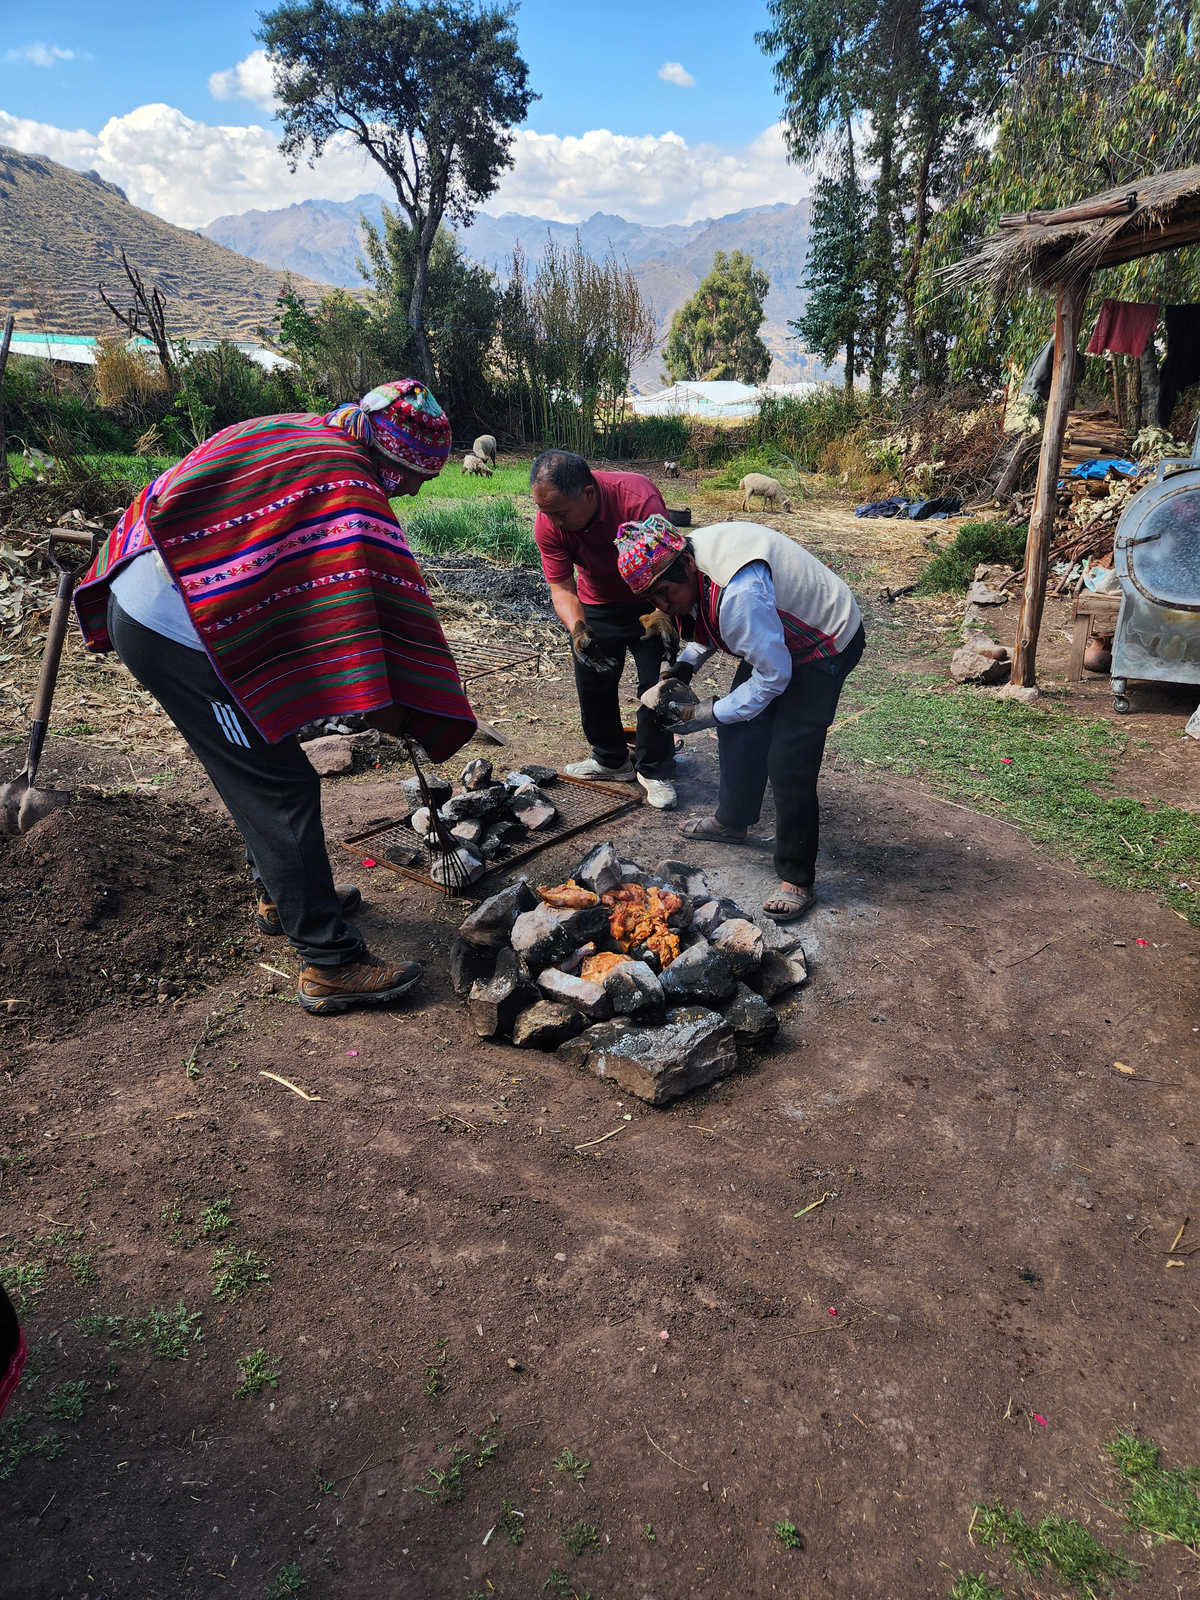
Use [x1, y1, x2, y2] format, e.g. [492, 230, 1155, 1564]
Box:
[203, 194, 832, 385]
[0, 146, 330, 341]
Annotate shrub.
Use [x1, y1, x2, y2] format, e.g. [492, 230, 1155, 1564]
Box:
[753, 389, 867, 465]
[915, 520, 1028, 593]
[600, 414, 692, 461]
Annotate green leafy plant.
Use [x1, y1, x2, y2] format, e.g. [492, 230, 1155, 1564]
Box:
[914, 521, 1028, 594]
[404, 497, 537, 567]
[949, 1573, 1004, 1600]
[643, 1524, 656, 1542]
[138, 1302, 205, 1360]
[6, 1263, 47, 1305]
[774, 1519, 804, 1550]
[75, 1312, 127, 1346]
[560, 1520, 600, 1560]
[423, 1337, 448, 1401]
[542, 1571, 590, 1599]
[1107, 1432, 1200, 1550]
[973, 1500, 1134, 1583]
[265, 1561, 306, 1597]
[492, 1497, 525, 1545]
[67, 1251, 98, 1286]
[199, 1199, 235, 1238]
[211, 1246, 271, 1302]
[44, 1380, 89, 1423]
[414, 1428, 500, 1506]
[235, 1348, 282, 1399]
[552, 1447, 590, 1484]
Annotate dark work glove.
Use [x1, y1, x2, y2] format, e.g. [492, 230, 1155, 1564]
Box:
[658, 658, 695, 685]
[570, 619, 618, 673]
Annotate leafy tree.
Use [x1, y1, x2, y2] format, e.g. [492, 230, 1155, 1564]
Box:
[662, 250, 772, 384]
[273, 287, 376, 405]
[795, 134, 866, 392]
[358, 211, 499, 418]
[918, 0, 1200, 401]
[258, 0, 535, 388]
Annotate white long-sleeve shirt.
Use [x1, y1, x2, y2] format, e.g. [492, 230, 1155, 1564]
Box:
[675, 561, 793, 723]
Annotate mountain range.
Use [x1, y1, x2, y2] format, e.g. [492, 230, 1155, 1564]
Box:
[203, 195, 830, 386]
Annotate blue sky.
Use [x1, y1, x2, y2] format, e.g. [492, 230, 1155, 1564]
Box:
[0, 0, 808, 228]
[1, 0, 782, 146]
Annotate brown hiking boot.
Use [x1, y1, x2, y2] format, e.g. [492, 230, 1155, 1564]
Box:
[297, 952, 423, 1015]
[257, 883, 363, 936]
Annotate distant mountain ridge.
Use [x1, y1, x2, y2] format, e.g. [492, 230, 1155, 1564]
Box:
[203, 195, 832, 385]
[0, 146, 330, 341]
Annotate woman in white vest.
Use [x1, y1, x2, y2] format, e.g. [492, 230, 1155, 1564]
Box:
[616, 515, 865, 922]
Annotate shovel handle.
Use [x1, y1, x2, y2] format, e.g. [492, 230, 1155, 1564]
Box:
[28, 565, 78, 729]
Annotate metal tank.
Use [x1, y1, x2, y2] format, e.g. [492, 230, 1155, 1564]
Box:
[1110, 424, 1200, 713]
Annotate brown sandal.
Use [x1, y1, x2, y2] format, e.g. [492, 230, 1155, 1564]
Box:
[762, 886, 813, 922]
[678, 816, 747, 843]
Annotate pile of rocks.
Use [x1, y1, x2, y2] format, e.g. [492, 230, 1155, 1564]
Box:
[395, 759, 565, 887]
[449, 842, 808, 1105]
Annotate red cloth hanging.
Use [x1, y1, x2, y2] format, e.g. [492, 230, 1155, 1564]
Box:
[1086, 299, 1159, 358]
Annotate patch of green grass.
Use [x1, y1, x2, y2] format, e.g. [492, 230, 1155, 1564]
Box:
[75, 1312, 127, 1345]
[403, 496, 538, 567]
[949, 1574, 1004, 1600]
[552, 1447, 590, 1484]
[423, 1336, 448, 1401]
[211, 1246, 271, 1302]
[973, 1500, 1134, 1584]
[67, 1251, 98, 1286]
[265, 1561, 306, 1597]
[235, 1348, 282, 1399]
[914, 520, 1028, 593]
[411, 460, 531, 500]
[6, 1263, 47, 1305]
[643, 1524, 656, 1542]
[831, 666, 1200, 923]
[0, 1416, 65, 1479]
[543, 1570, 591, 1599]
[708, 446, 796, 490]
[199, 1198, 235, 1238]
[44, 1380, 89, 1423]
[773, 1519, 804, 1550]
[492, 1496, 525, 1545]
[560, 1520, 600, 1560]
[138, 1302, 205, 1360]
[414, 1428, 501, 1506]
[1108, 1432, 1200, 1549]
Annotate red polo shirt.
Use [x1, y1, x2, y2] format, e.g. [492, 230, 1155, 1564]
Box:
[534, 470, 667, 606]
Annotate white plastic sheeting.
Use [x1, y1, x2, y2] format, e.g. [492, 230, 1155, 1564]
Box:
[627, 380, 826, 418]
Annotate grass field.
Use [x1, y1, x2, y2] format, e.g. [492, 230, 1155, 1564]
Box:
[414, 460, 530, 499]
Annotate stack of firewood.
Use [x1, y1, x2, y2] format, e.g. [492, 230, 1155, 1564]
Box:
[1061, 408, 1131, 467]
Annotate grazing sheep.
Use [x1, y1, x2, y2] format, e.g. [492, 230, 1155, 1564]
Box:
[738, 472, 792, 513]
[662, 460, 680, 478]
[472, 434, 498, 467]
[462, 453, 493, 477]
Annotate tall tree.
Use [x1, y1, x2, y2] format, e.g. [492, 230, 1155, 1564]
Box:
[793, 134, 865, 392]
[662, 250, 773, 384]
[258, 0, 535, 387]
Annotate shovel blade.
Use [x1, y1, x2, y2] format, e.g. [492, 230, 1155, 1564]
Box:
[0, 775, 73, 835]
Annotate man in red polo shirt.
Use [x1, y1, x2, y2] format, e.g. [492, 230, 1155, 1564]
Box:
[530, 450, 677, 808]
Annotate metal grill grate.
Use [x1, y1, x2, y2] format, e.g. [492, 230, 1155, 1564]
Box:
[341, 774, 638, 896]
[444, 632, 542, 683]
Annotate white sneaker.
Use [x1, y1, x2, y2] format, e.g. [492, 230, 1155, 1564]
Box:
[563, 756, 637, 781]
[637, 773, 677, 809]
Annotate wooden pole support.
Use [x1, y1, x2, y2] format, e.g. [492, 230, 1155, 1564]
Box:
[1011, 280, 1086, 688]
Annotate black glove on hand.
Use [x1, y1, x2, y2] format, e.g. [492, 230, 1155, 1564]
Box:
[658, 658, 695, 685]
[570, 619, 618, 673]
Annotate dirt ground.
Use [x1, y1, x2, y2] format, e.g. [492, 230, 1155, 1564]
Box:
[1, 485, 1198, 1599]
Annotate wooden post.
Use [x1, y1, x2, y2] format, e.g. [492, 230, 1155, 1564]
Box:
[1011, 280, 1086, 688]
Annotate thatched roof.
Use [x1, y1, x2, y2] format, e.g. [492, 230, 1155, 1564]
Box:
[942, 165, 1200, 297]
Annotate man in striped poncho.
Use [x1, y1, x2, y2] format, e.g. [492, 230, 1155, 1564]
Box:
[75, 379, 476, 1014]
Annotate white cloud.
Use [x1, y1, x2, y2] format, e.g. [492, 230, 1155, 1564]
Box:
[4, 43, 77, 68]
[208, 49, 279, 113]
[0, 104, 811, 232]
[657, 61, 695, 88]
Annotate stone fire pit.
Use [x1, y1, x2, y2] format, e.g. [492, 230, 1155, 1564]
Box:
[449, 843, 808, 1105]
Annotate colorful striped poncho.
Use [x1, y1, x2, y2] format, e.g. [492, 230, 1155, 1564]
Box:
[75, 413, 477, 762]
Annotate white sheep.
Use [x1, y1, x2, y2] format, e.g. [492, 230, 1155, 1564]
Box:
[738, 472, 793, 513]
[462, 453, 493, 477]
[662, 460, 680, 478]
[472, 434, 498, 467]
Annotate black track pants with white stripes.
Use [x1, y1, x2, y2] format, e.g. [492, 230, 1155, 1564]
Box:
[107, 594, 364, 967]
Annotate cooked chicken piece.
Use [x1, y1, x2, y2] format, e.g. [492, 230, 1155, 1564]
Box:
[580, 951, 630, 983]
[606, 884, 680, 967]
[536, 878, 598, 909]
[601, 884, 644, 907]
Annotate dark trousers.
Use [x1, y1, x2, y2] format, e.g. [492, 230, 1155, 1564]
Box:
[574, 602, 674, 776]
[107, 595, 363, 967]
[715, 624, 865, 887]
